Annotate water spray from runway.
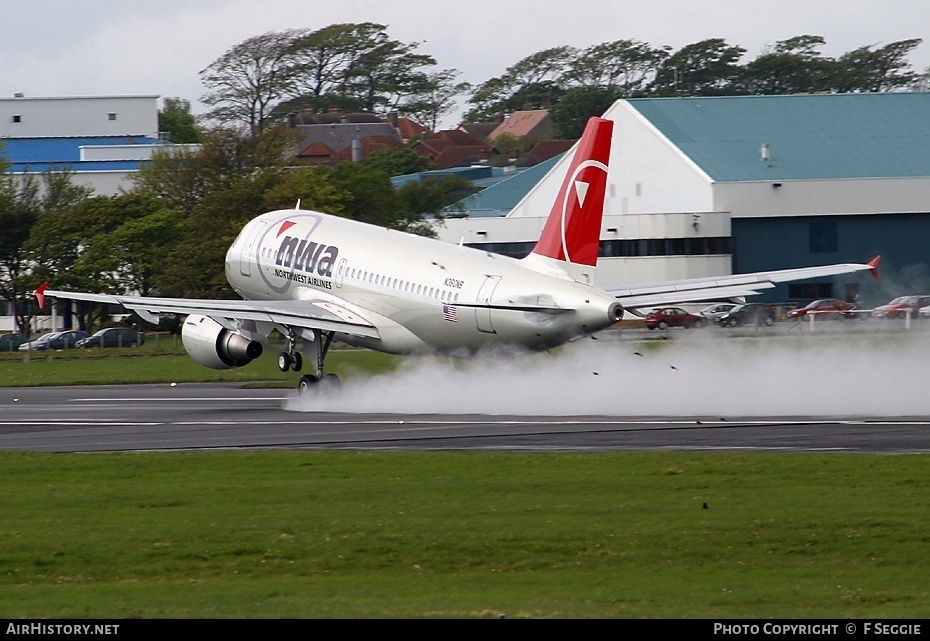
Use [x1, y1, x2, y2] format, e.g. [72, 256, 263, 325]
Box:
[285, 332, 930, 417]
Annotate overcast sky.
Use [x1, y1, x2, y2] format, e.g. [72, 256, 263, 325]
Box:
[2, 0, 929, 126]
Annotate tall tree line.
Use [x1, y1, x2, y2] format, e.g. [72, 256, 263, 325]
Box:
[198, 26, 925, 138]
[466, 36, 925, 137]
[200, 23, 469, 133]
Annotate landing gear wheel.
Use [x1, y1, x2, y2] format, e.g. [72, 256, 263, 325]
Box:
[278, 352, 291, 372]
[290, 351, 303, 372]
[298, 374, 319, 395]
[323, 373, 341, 389]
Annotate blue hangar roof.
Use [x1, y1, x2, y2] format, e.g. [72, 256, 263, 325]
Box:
[626, 92, 930, 181]
[1, 136, 166, 172]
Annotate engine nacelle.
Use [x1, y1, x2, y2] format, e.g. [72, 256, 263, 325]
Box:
[181, 314, 263, 370]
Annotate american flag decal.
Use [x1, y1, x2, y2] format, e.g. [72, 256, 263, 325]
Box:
[442, 304, 458, 322]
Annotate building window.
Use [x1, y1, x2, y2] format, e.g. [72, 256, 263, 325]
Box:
[12, 115, 21, 123]
[108, 113, 117, 121]
[788, 283, 833, 300]
[809, 220, 837, 253]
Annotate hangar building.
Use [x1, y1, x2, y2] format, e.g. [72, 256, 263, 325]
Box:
[0, 95, 174, 196]
[437, 93, 930, 306]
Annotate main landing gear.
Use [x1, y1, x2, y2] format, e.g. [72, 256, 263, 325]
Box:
[277, 328, 341, 395]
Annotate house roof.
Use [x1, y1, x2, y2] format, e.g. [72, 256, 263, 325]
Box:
[459, 122, 498, 141]
[529, 139, 576, 161]
[624, 92, 930, 181]
[393, 117, 430, 139]
[332, 135, 405, 162]
[487, 110, 552, 141]
[294, 122, 401, 154]
[431, 146, 485, 170]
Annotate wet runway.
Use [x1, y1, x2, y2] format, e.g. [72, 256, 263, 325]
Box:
[1, 383, 928, 454]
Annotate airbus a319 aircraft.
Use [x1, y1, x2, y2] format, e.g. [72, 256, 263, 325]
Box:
[38, 117, 879, 394]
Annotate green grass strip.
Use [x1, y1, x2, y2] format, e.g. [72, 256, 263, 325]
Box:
[0, 450, 928, 618]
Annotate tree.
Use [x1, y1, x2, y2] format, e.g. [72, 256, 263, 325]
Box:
[341, 39, 437, 113]
[650, 38, 747, 96]
[831, 39, 923, 92]
[200, 30, 302, 133]
[465, 46, 577, 121]
[3, 169, 92, 334]
[29, 194, 177, 330]
[0, 158, 40, 336]
[132, 126, 297, 214]
[70, 197, 183, 298]
[261, 165, 350, 213]
[398, 69, 471, 131]
[550, 86, 620, 138]
[158, 97, 200, 143]
[394, 175, 477, 236]
[361, 148, 432, 177]
[288, 23, 392, 103]
[564, 39, 669, 95]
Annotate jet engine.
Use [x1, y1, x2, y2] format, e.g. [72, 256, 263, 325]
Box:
[181, 314, 263, 370]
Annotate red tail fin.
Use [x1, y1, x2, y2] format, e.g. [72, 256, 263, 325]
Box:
[530, 117, 613, 268]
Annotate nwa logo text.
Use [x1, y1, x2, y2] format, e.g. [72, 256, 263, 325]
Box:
[275, 236, 339, 278]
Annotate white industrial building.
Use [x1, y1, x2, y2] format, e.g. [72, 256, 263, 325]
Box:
[0, 94, 174, 196]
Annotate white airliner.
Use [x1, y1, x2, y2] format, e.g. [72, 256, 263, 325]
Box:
[38, 117, 879, 393]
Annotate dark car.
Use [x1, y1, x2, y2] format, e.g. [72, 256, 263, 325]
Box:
[77, 327, 146, 348]
[788, 298, 858, 320]
[0, 333, 27, 352]
[645, 307, 708, 330]
[18, 330, 89, 351]
[717, 303, 775, 327]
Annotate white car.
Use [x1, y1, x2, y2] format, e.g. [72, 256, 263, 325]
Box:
[700, 303, 737, 323]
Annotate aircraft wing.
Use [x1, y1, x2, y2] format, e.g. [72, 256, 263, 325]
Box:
[38, 288, 381, 339]
[605, 257, 880, 310]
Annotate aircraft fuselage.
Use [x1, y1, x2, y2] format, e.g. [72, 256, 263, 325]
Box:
[225, 209, 621, 355]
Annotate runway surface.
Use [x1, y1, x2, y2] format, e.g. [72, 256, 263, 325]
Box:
[1, 383, 929, 454]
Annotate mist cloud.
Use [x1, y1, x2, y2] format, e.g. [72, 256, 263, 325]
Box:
[285, 331, 930, 417]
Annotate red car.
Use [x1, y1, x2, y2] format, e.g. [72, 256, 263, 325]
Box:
[871, 295, 930, 319]
[787, 298, 858, 320]
[645, 307, 708, 330]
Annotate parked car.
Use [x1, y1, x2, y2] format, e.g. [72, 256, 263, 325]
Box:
[871, 295, 930, 319]
[700, 303, 737, 323]
[645, 307, 708, 330]
[0, 333, 27, 352]
[717, 303, 776, 327]
[18, 330, 89, 351]
[787, 298, 859, 320]
[76, 327, 145, 348]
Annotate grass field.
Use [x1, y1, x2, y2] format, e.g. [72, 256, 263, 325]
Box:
[0, 450, 928, 618]
[0, 338, 403, 387]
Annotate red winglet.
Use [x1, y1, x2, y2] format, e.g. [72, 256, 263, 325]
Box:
[868, 255, 881, 281]
[35, 282, 48, 309]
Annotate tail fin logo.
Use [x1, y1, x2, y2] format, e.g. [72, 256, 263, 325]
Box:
[531, 117, 613, 268]
[559, 161, 608, 264]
